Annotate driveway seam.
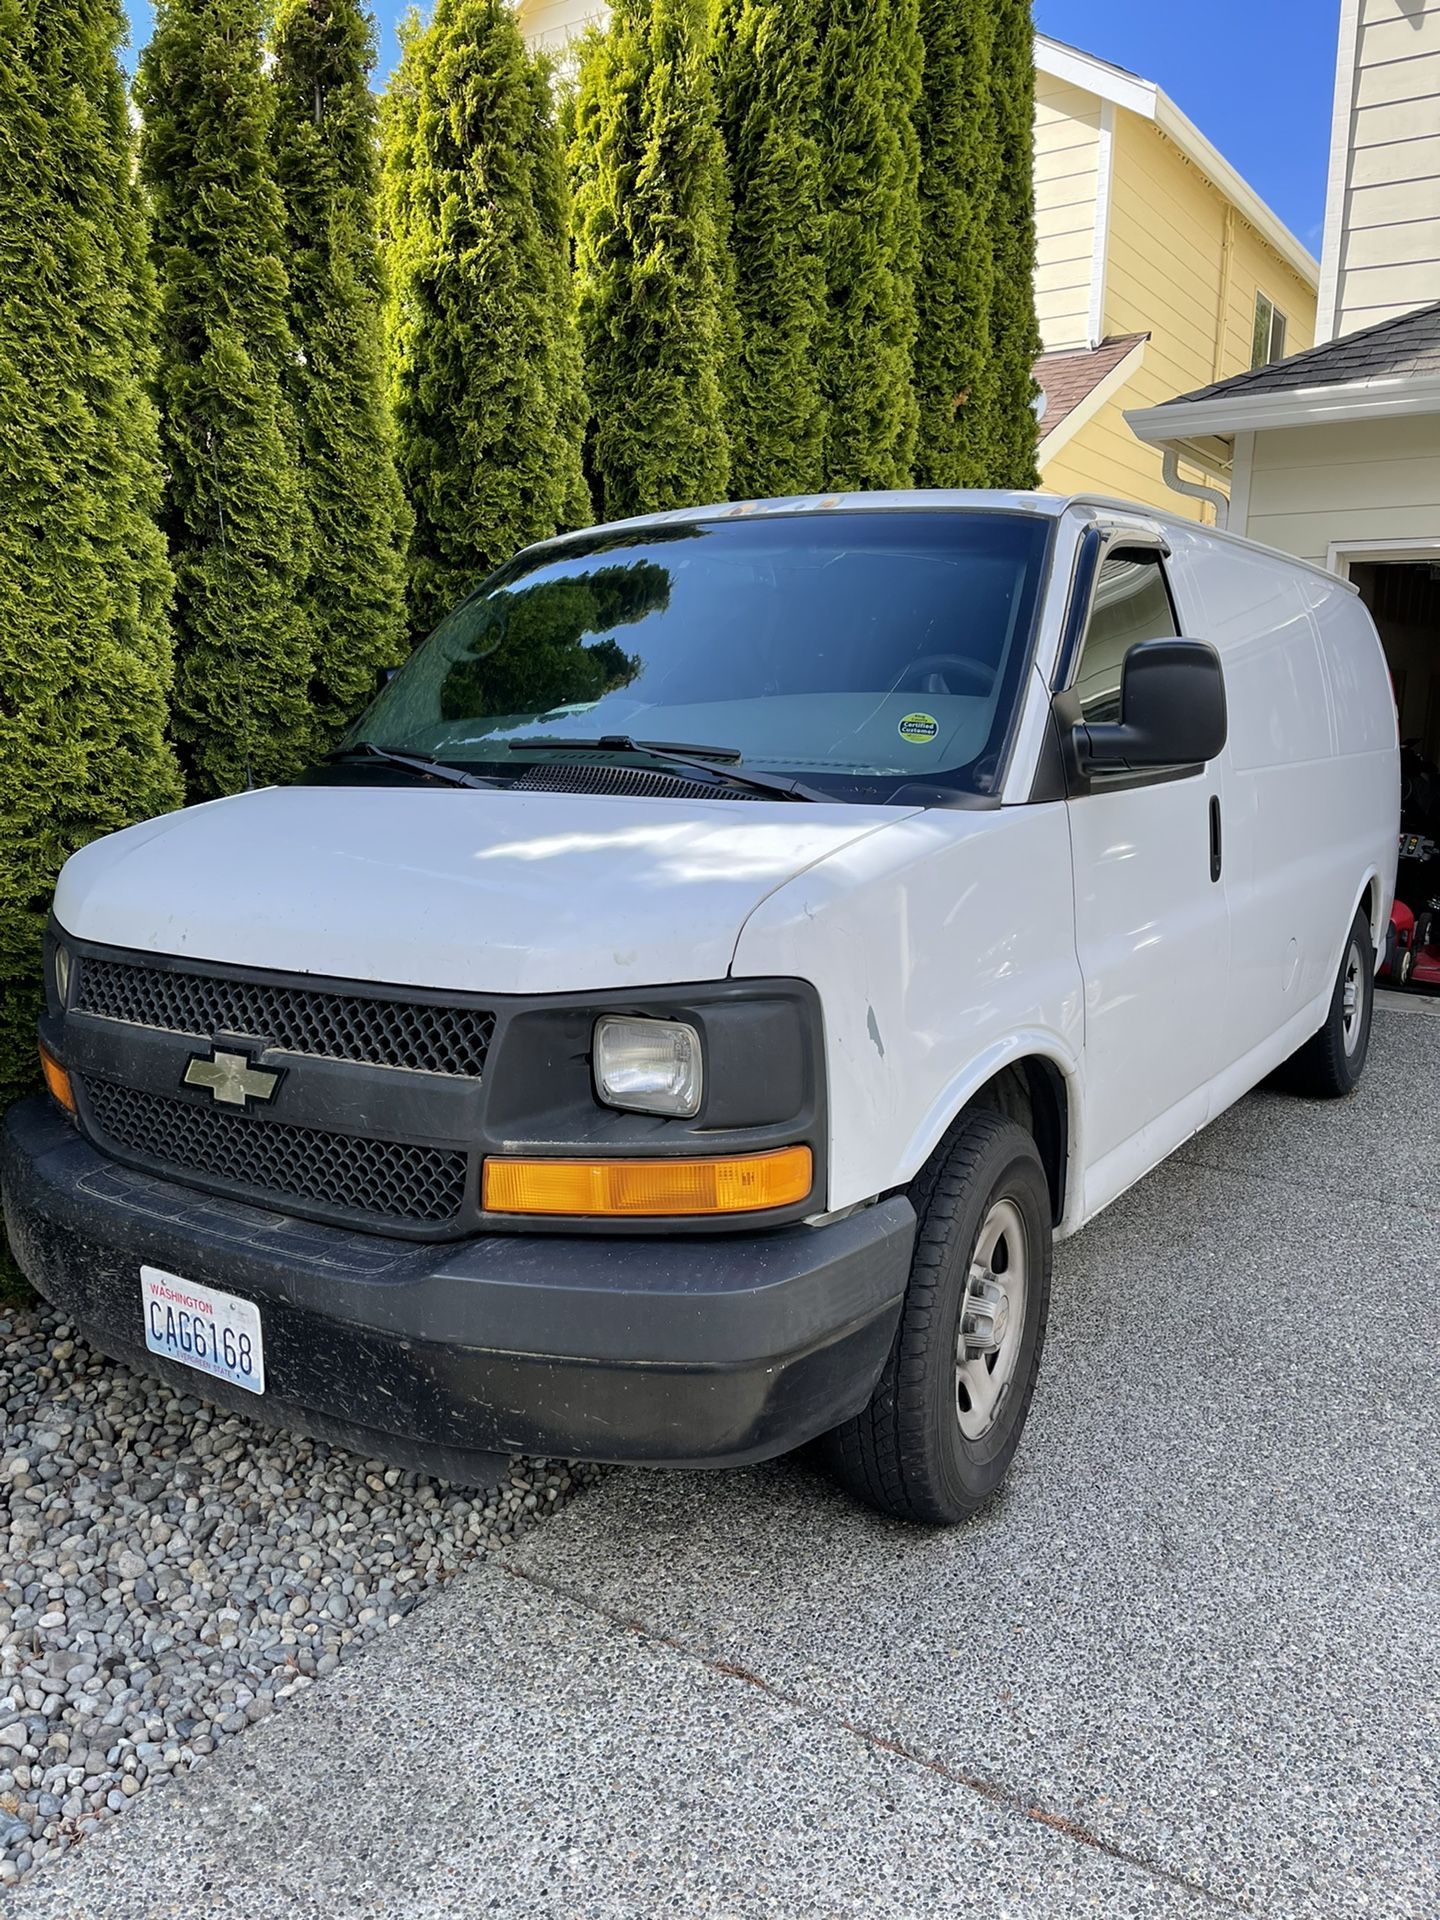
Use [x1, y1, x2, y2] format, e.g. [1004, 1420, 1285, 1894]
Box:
[500, 1559, 1257, 1917]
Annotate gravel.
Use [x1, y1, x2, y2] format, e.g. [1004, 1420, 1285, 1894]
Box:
[0, 1302, 599, 1888]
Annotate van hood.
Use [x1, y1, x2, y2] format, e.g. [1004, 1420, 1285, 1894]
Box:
[53, 785, 917, 995]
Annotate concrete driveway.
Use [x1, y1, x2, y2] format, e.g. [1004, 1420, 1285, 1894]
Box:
[13, 1008, 1438, 1919]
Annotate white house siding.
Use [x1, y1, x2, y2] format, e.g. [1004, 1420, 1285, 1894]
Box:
[1241, 415, 1440, 565]
[1319, 0, 1440, 339]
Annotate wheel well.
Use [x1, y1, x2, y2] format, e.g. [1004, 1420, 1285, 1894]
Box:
[963, 1059, 1068, 1226]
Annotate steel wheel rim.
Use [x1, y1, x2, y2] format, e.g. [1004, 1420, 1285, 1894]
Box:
[1341, 940, 1365, 1055]
[955, 1197, 1028, 1441]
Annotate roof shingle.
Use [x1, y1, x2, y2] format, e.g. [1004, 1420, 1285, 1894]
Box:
[1169, 300, 1440, 405]
[1034, 333, 1149, 438]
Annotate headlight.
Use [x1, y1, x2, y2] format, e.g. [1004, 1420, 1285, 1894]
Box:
[593, 1016, 703, 1118]
[52, 943, 72, 1006]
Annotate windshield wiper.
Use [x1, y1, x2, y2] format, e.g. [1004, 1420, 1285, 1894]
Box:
[324, 741, 499, 790]
[505, 735, 826, 803]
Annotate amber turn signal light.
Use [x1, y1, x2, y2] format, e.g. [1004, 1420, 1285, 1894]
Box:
[482, 1146, 813, 1218]
[38, 1043, 76, 1116]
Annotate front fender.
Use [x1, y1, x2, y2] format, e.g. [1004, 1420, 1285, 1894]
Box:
[731, 804, 1085, 1217]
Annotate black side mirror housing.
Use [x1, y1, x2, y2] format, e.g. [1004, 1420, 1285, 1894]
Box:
[1076, 638, 1227, 773]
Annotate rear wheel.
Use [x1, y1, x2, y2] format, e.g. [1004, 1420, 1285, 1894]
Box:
[1279, 906, 1375, 1098]
[825, 1111, 1051, 1525]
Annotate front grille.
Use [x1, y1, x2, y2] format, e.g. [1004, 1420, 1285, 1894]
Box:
[75, 957, 494, 1078]
[513, 763, 763, 802]
[81, 1078, 468, 1228]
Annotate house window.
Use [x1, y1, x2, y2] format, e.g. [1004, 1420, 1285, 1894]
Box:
[1251, 291, 1287, 368]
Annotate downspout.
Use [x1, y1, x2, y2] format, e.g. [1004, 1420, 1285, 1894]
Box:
[1161, 449, 1230, 529]
[1212, 205, 1236, 381]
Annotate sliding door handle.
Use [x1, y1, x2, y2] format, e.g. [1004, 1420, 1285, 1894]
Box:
[1209, 795, 1222, 883]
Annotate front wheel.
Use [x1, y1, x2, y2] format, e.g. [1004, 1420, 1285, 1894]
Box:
[1278, 906, 1376, 1098]
[824, 1111, 1052, 1526]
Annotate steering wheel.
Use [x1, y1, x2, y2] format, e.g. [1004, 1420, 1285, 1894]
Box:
[902, 654, 996, 696]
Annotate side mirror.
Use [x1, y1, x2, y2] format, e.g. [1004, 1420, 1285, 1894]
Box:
[376, 665, 400, 692]
[1076, 638, 1227, 773]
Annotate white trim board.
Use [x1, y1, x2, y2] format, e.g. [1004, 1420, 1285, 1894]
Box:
[1127, 370, 1440, 441]
[1226, 430, 1256, 537]
[1088, 101, 1117, 346]
[1326, 535, 1440, 578]
[1315, 0, 1361, 344]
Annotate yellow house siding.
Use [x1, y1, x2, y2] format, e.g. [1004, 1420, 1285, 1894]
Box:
[1243, 417, 1440, 566]
[1032, 76, 1103, 350]
[1321, 0, 1440, 337]
[1042, 110, 1317, 519]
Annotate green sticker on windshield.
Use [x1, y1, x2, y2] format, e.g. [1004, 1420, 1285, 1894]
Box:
[898, 711, 939, 745]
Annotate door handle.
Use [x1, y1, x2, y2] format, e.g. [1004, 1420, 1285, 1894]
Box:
[1209, 795, 1222, 883]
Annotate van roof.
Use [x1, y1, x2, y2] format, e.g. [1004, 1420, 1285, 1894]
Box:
[520, 490, 1357, 593]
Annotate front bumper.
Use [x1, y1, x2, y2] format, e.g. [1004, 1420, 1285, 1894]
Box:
[2, 1100, 914, 1483]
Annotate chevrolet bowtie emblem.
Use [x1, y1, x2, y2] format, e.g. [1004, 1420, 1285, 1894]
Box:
[182, 1047, 283, 1109]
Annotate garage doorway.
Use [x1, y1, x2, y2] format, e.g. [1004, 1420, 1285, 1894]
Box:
[1332, 543, 1440, 997]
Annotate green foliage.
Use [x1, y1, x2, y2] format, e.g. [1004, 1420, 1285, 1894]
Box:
[913, 0, 999, 488]
[381, 1, 589, 643]
[0, 0, 183, 1115]
[571, 0, 733, 521]
[436, 560, 670, 720]
[272, 0, 411, 751]
[138, 0, 314, 798]
[711, 0, 825, 500]
[986, 0, 1042, 487]
[813, 0, 923, 492]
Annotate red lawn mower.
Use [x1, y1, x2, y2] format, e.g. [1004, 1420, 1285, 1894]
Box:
[1382, 745, 1440, 992]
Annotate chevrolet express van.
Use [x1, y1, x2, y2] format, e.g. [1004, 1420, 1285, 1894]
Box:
[2, 493, 1399, 1524]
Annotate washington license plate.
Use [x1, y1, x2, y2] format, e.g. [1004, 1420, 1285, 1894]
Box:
[140, 1266, 265, 1395]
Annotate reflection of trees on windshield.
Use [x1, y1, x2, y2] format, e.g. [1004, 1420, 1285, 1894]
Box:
[438, 560, 672, 721]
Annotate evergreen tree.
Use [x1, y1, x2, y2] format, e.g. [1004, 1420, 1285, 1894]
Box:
[137, 0, 313, 798]
[813, 0, 924, 492]
[0, 0, 183, 1113]
[272, 0, 410, 751]
[571, 0, 732, 521]
[712, 0, 825, 500]
[381, 2, 589, 643]
[986, 0, 1042, 487]
[913, 0, 998, 489]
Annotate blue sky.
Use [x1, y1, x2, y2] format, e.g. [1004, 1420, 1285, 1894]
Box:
[121, 0, 1336, 252]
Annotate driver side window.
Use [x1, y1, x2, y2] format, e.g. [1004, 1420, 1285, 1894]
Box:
[1073, 551, 1179, 725]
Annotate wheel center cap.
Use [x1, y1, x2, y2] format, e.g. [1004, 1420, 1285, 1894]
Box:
[962, 1284, 1010, 1355]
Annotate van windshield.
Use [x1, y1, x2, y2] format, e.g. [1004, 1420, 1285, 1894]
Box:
[340, 511, 1053, 804]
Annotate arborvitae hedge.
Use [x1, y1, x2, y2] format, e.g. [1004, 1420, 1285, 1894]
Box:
[381, 0, 589, 643]
[572, 0, 733, 520]
[813, 0, 923, 492]
[0, 0, 183, 1113]
[712, 0, 826, 500]
[986, 0, 1042, 487]
[913, 0, 999, 489]
[138, 0, 313, 799]
[272, 0, 410, 751]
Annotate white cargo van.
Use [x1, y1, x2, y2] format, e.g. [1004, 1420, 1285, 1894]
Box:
[2, 493, 1399, 1524]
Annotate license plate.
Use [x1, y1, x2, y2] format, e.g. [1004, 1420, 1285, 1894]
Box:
[140, 1266, 265, 1395]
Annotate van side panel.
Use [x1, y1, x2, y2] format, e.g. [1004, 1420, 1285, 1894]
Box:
[1166, 531, 1382, 1077]
[730, 805, 1084, 1221]
[1308, 579, 1400, 761]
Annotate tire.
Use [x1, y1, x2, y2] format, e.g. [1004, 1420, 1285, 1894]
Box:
[1278, 907, 1376, 1098]
[824, 1111, 1052, 1526]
